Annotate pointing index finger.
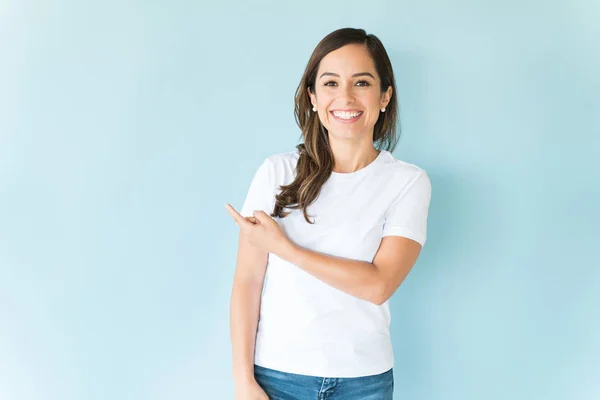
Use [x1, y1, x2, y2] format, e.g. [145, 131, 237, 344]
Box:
[224, 203, 252, 228]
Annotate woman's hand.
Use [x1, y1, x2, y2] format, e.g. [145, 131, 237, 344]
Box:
[235, 382, 270, 400]
[234, 379, 270, 400]
[225, 203, 293, 258]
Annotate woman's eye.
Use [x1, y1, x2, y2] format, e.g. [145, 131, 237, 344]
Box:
[323, 80, 370, 87]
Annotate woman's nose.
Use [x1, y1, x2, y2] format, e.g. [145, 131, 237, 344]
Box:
[338, 84, 356, 103]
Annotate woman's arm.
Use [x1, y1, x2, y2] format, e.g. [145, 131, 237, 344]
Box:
[226, 205, 423, 307]
[230, 230, 268, 384]
[278, 236, 422, 305]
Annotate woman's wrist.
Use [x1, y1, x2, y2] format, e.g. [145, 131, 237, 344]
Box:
[232, 367, 255, 384]
[277, 238, 300, 262]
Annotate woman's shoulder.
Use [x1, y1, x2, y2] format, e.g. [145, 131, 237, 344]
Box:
[258, 150, 301, 186]
[264, 149, 300, 168]
[380, 150, 428, 178]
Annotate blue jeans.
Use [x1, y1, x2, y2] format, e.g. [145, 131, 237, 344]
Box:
[254, 364, 394, 400]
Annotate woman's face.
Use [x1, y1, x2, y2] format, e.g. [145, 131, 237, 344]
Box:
[308, 43, 392, 141]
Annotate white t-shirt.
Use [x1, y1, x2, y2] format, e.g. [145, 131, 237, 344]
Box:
[240, 149, 431, 378]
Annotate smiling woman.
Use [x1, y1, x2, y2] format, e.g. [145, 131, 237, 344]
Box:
[229, 27, 431, 400]
[313, 60, 391, 130]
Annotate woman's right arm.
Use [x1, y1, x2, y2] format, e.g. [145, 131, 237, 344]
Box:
[230, 228, 270, 399]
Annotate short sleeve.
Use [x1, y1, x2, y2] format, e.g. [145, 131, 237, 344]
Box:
[382, 170, 432, 246]
[240, 157, 274, 218]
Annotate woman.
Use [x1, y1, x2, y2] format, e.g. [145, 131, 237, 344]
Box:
[226, 27, 432, 400]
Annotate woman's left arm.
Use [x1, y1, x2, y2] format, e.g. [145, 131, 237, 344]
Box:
[279, 235, 422, 305]
[225, 204, 423, 306]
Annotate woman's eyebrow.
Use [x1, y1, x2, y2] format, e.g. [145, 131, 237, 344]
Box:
[319, 72, 375, 79]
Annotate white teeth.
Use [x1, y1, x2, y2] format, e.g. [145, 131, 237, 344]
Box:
[332, 111, 362, 119]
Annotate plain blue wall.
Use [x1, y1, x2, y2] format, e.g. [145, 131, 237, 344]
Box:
[1, 1, 598, 399]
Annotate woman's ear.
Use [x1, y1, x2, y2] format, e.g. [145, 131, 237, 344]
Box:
[381, 86, 393, 109]
[307, 86, 316, 108]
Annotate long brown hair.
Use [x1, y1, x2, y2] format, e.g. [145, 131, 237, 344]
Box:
[271, 28, 400, 224]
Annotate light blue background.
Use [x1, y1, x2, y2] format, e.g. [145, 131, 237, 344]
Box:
[1, 1, 598, 399]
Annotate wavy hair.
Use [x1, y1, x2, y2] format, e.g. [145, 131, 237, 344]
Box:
[271, 28, 400, 224]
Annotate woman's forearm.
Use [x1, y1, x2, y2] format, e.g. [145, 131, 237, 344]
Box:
[230, 278, 263, 383]
[279, 241, 382, 304]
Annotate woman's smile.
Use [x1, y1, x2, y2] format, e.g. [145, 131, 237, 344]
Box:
[329, 110, 364, 124]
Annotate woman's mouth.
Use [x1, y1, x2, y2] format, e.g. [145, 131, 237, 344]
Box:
[330, 110, 363, 124]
